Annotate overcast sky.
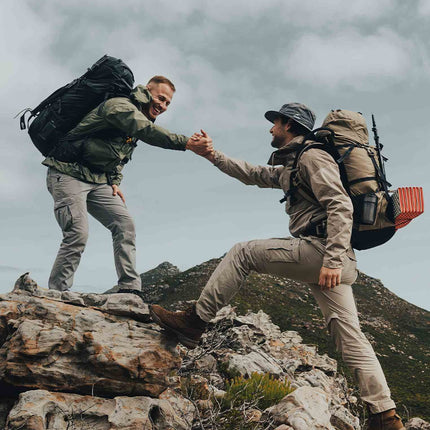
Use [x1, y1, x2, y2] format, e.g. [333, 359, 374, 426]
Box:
[1, 0, 429, 310]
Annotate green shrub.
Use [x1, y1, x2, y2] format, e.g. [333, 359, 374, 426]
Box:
[223, 372, 294, 410]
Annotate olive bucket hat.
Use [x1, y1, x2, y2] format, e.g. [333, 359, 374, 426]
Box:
[265, 102, 316, 131]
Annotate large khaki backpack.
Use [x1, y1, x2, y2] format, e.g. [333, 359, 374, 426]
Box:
[288, 110, 423, 250]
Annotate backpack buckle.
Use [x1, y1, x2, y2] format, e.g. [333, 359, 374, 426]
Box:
[315, 220, 327, 238]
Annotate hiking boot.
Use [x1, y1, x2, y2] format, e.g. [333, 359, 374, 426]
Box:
[367, 409, 405, 430]
[149, 304, 207, 349]
[116, 288, 146, 300]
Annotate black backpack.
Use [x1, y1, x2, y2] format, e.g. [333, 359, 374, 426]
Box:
[19, 55, 134, 156]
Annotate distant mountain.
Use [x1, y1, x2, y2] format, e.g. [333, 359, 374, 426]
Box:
[140, 257, 430, 421]
[140, 261, 180, 285]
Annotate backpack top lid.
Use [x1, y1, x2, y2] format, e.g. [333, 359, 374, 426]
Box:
[322, 110, 368, 146]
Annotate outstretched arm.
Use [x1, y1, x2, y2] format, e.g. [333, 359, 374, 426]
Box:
[103, 98, 189, 151]
[190, 130, 282, 189]
[185, 130, 214, 157]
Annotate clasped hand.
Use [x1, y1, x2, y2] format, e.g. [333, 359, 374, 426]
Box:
[186, 129, 215, 160]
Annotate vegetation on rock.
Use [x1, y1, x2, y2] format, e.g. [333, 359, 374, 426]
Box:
[223, 372, 294, 410]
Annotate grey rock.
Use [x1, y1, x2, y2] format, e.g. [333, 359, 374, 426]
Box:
[6, 389, 195, 430]
[266, 386, 334, 429]
[13, 272, 39, 294]
[227, 349, 284, 377]
[293, 369, 335, 394]
[0, 292, 179, 397]
[330, 405, 360, 430]
[406, 418, 430, 430]
[6, 273, 150, 322]
[210, 304, 238, 323]
[229, 324, 264, 350]
[235, 309, 284, 338]
[194, 354, 218, 373]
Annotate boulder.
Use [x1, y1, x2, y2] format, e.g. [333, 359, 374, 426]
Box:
[0, 286, 180, 397]
[266, 386, 334, 430]
[6, 389, 195, 430]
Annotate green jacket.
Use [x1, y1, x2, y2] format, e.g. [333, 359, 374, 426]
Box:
[43, 85, 189, 185]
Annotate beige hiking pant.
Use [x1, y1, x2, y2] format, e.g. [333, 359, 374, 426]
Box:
[196, 236, 396, 414]
[46, 168, 141, 292]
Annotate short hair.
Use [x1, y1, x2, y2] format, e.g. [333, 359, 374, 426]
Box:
[147, 75, 176, 92]
[280, 116, 309, 136]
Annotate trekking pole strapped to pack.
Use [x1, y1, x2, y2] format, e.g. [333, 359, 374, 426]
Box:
[19, 55, 134, 157]
[283, 109, 424, 250]
[371, 114, 391, 198]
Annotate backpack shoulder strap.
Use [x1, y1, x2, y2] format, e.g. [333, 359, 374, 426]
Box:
[280, 141, 329, 205]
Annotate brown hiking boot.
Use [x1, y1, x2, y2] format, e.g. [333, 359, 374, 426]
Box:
[367, 409, 405, 430]
[149, 304, 207, 349]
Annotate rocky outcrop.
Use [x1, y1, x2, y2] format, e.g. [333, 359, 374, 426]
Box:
[0, 275, 179, 398]
[152, 259, 430, 422]
[0, 273, 428, 429]
[6, 389, 195, 430]
[178, 305, 359, 430]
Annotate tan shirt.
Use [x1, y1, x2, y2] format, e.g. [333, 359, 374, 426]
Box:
[213, 136, 354, 268]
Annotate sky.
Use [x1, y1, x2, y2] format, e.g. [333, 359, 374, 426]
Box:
[1, 0, 429, 310]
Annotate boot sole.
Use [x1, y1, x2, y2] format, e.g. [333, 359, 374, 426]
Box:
[149, 306, 199, 349]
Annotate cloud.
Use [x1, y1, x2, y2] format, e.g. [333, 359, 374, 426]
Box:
[124, 0, 392, 26]
[279, 0, 392, 26]
[418, 0, 430, 16]
[282, 29, 414, 90]
[0, 265, 22, 273]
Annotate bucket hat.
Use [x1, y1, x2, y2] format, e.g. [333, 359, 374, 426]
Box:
[265, 103, 316, 131]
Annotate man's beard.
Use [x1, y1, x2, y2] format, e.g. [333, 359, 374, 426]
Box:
[271, 136, 284, 148]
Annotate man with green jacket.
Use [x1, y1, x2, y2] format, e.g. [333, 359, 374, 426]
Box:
[43, 76, 211, 293]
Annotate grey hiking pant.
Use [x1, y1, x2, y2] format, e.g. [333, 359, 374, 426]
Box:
[196, 236, 396, 414]
[46, 168, 141, 291]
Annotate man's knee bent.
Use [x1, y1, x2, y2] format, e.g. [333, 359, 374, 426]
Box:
[227, 240, 267, 271]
